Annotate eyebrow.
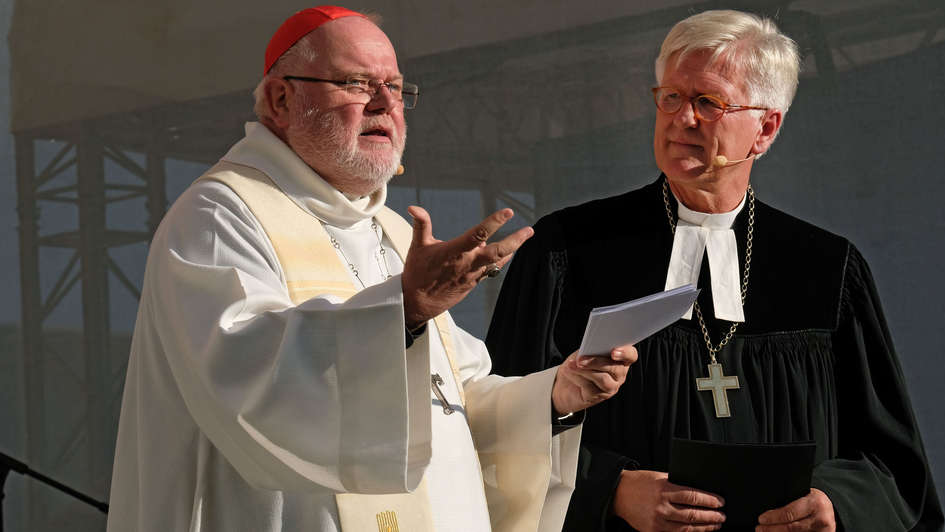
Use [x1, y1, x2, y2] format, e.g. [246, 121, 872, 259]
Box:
[668, 87, 726, 98]
[341, 72, 405, 83]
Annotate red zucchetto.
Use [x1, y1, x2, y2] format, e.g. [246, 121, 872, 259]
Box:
[264, 6, 367, 74]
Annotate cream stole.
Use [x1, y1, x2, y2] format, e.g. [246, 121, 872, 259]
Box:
[200, 161, 466, 532]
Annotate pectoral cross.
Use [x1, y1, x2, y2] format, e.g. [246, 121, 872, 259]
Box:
[431, 374, 454, 415]
[696, 362, 740, 418]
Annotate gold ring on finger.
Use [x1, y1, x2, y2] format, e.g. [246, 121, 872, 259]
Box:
[478, 263, 502, 281]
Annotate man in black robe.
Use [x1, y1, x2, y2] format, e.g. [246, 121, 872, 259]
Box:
[486, 9, 943, 532]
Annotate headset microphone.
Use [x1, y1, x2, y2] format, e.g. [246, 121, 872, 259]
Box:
[395, 164, 405, 175]
[713, 154, 755, 169]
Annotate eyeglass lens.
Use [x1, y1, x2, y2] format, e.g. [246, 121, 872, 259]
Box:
[654, 89, 725, 121]
[344, 79, 418, 109]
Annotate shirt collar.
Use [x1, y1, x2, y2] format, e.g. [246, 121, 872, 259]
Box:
[676, 193, 746, 229]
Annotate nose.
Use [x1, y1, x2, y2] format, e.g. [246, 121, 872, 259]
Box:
[366, 83, 398, 114]
[674, 99, 698, 128]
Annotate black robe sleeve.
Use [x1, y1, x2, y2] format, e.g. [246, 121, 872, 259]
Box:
[813, 245, 943, 531]
[487, 215, 567, 375]
[487, 215, 637, 530]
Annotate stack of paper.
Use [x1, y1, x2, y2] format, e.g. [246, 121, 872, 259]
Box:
[578, 284, 699, 356]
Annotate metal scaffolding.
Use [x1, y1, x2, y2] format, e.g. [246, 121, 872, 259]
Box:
[12, 95, 252, 528]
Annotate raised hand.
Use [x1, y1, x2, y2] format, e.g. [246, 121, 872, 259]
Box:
[756, 488, 835, 531]
[401, 206, 533, 329]
[551, 346, 636, 415]
[613, 469, 727, 532]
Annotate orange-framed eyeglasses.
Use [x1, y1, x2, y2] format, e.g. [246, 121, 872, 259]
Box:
[651, 86, 768, 122]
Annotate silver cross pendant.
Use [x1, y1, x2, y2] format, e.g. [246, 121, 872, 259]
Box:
[696, 362, 740, 418]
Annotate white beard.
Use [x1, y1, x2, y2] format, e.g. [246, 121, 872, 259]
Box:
[290, 94, 404, 195]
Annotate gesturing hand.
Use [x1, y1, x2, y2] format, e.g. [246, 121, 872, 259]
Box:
[402, 206, 533, 329]
[756, 488, 835, 531]
[613, 469, 726, 532]
[551, 346, 636, 415]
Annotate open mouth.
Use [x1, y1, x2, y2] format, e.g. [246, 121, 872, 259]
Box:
[360, 127, 390, 138]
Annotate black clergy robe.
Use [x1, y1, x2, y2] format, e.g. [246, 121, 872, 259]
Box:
[486, 177, 943, 532]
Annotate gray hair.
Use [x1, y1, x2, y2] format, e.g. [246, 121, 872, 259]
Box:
[655, 10, 800, 114]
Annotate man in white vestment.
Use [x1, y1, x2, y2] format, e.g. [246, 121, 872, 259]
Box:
[105, 6, 634, 532]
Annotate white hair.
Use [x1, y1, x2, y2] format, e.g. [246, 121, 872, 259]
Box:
[655, 10, 800, 114]
[252, 36, 319, 121]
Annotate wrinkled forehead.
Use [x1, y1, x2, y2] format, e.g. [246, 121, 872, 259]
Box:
[310, 17, 400, 77]
[665, 48, 751, 97]
[670, 47, 743, 80]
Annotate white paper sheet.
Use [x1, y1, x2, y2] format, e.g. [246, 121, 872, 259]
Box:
[578, 285, 699, 356]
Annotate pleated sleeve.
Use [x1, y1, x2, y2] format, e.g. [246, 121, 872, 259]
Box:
[812, 244, 943, 531]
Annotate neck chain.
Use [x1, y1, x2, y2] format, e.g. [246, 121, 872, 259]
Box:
[661, 179, 755, 363]
[324, 220, 393, 289]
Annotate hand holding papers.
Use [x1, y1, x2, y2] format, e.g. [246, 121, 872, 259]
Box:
[551, 349, 635, 416]
[578, 285, 699, 356]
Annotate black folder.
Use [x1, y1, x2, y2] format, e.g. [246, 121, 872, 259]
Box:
[668, 438, 816, 529]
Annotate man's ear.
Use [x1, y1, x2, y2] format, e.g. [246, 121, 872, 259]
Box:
[265, 77, 294, 129]
[752, 109, 783, 155]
